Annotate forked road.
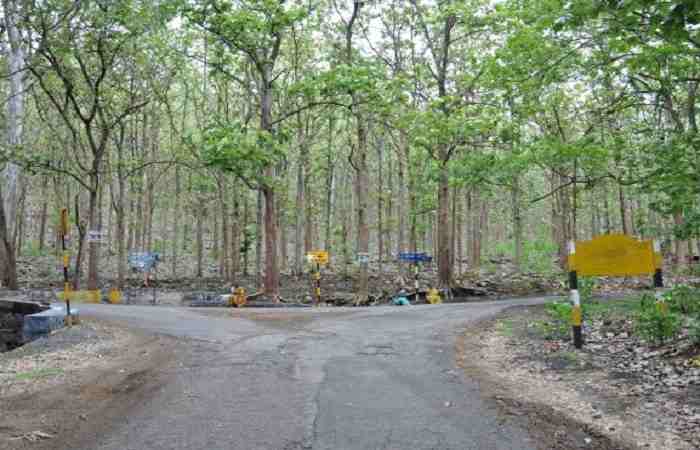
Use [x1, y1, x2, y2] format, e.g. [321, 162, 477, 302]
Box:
[77, 298, 550, 450]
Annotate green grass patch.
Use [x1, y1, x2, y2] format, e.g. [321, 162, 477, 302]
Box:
[584, 297, 640, 317]
[14, 367, 64, 381]
[496, 319, 515, 337]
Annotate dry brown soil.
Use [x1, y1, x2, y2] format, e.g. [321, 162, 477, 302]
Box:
[0, 319, 180, 450]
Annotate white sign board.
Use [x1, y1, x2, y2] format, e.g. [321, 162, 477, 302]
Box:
[87, 230, 106, 243]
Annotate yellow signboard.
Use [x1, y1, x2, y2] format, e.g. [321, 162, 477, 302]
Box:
[307, 251, 329, 265]
[568, 234, 662, 276]
[60, 208, 69, 236]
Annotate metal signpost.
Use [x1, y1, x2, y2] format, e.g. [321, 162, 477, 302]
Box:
[128, 252, 160, 303]
[307, 251, 329, 305]
[398, 252, 432, 291]
[86, 229, 106, 244]
[568, 234, 663, 349]
[60, 209, 72, 327]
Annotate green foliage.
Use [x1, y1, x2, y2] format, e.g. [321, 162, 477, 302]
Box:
[540, 301, 574, 339]
[688, 316, 700, 346]
[487, 231, 557, 273]
[15, 367, 64, 380]
[496, 319, 514, 337]
[578, 277, 596, 303]
[240, 225, 255, 255]
[663, 284, 700, 315]
[634, 303, 682, 345]
[200, 123, 286, 187]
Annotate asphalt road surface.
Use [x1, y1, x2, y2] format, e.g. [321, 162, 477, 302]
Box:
[76, 298, 550, 450]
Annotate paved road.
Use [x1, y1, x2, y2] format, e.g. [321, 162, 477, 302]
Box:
[77, 299, 550, 450]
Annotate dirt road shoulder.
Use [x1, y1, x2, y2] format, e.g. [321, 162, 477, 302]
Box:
[458, 305, 696, 450]
[0, 319, 179, 450]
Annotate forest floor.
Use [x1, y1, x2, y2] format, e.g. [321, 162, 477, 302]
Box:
[459, 301, 700, 450]
[8, 252, 666, 305]
[13, 253, 700, 308]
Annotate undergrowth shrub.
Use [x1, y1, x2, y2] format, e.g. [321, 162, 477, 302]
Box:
[541, 302, 575, 340]
[634, 304, 682, 345]
[688, 316, 700, 346]
[664, 284, 700, 315]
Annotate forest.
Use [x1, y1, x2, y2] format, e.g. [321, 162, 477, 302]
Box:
[0, 0, 699, 302]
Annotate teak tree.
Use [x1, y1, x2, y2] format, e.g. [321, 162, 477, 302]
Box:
[24, 0, 151, 290]
[188, 0, 310, 299]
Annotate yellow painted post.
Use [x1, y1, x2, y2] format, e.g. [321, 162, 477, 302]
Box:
[233, 287, 247, 307]
[569, 241, 583, 349]
[426, 288, 442, 305]
[315, 262, 321, 305]
[108, 288, 122, 304]
[307, 251, 328, 305]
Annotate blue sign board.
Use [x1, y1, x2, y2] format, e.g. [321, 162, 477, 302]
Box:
[398, 252, 432, 263]
[128, 252, 160, 272]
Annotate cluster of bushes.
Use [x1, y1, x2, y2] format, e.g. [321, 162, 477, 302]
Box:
[543, 283, 700, 346]
[637, 285, 700, 345]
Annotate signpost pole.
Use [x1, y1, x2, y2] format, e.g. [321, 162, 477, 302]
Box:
[60, 209, 72, 328]
[414, 261, 419, 292]
[653, 240, 665, 310]
[568, 241, 582, 349]
[315, 261, 321, 305]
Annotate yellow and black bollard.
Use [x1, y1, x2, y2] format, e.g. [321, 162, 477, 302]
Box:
[233, 287, 247, 307]
[60, 208, 72, 327]
[568, 242, 582, 349]
[314, 262, 322, 305]
[306, 251, 329, 306]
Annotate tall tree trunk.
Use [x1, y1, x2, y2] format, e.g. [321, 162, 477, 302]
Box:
[354, 119, 370, 302]
[263, 182, 279, 298]
[457, 196, 463, 275]
[14, 182, 26, 256]
[171, 165, 181, 278]
[279, 203, 288, 275]
[218, 178, 230, 281]
[512, 178, 523, 270]
[470, 191, 481, 268]
[619, 184, 629, 235]
[256, 189, 263, 288]
[260, 73, 280, 298]
[674, 212, 689, 267]
[339, 167, 350, 275]
[196, 204, 205, 278]
[294, 154, 304, 275]
[449, 185, 457, 270]
[1, 0, 25, 288]
[324, 116, 335, 255]
[303, 147, 313, 255]
[437, 160, 451, 288]
[397, 131, 408, 255]
[38, 177, 48, 252]
[243, 192, 249, 277]
[377, 135, 384, 271]
[0, 182, 17, 289]
[86, 170, 101, 291]
[603, 183, 611, 234]
[231, 194, 241, 277]
[212, 212, 219, 266]
[116, 169, 126, 288]
[346, 1, 369, 303]
[465, 190, 472, 267]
